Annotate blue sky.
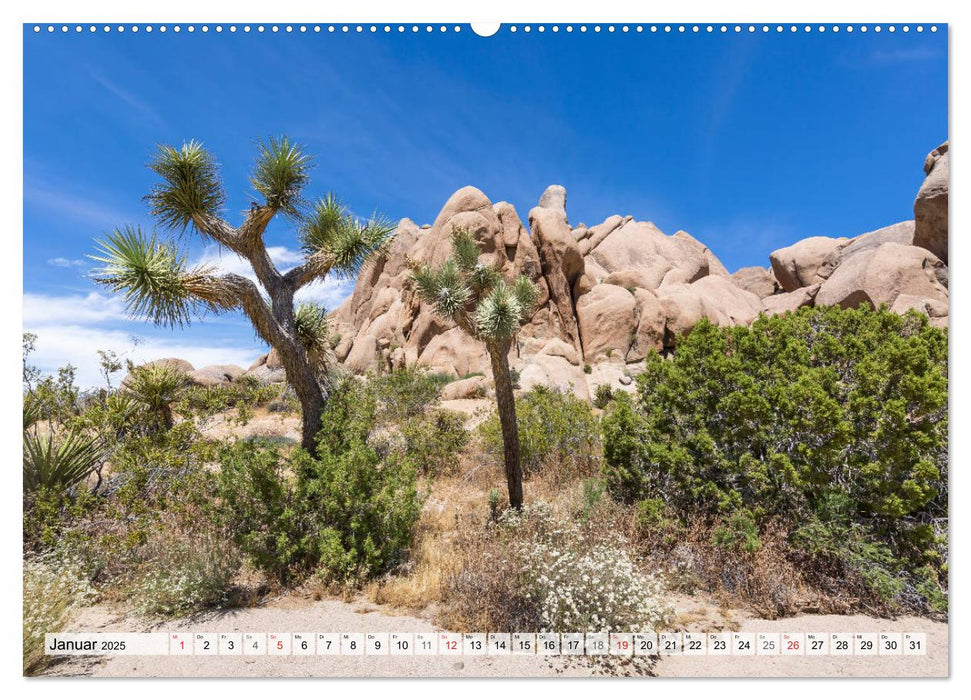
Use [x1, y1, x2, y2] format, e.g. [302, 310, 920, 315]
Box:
[23, 24, 947, 386]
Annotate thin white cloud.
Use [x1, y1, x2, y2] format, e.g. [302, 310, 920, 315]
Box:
[296, 277, 356, 309]
[24, 178, 133, 229]
[90, 72, 167, 128]
[47, 257, 88, 268]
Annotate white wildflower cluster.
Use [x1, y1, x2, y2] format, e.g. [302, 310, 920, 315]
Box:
[131, 563, 228, 618]
[502, 504, 671, 633]
[23, 553, 97, 673]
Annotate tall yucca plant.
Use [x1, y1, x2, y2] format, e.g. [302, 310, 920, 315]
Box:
[91, 137, 394, 455]
[410, 229, 538, 509]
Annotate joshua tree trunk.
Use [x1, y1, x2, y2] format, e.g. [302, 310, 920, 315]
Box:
[228, 245, 328, 457]
[488, 338, 524, 510]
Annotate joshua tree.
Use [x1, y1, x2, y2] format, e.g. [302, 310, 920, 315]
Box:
[410, 229, 538, 509]
[91, 137, 394, 455]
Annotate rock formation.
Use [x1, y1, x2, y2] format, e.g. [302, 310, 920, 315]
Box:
[324, 142, 948, 397]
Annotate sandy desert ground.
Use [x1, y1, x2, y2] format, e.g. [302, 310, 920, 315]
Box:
[41, 592, 947, 679]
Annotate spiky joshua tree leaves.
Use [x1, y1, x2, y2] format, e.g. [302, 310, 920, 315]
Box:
[410, 229, 538, 509]
[91, 137, 394, 455]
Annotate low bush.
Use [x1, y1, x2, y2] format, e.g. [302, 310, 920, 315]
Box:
[438, 503, 670, 632]
[369, 366, 447, 423]
[401, 409, 469, 476]
[129, 523, 241, 617]
[593, 384, 614, 409]
[480, 385, 601, 480]
[602, 306, 948, 614]
[216, 381, 424, 585]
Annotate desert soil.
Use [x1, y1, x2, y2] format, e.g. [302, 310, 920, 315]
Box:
[43, 593, 947, 678]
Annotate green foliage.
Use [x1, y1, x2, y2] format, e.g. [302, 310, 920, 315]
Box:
[299, 194, 396, 279]
[480, 385, 601, 479]
[216, 385, 424, 584]
[593, 383, 614, 409]
[123, 363, 191, 430]
[369, 366, 447, 423]
[294, 302, 333, 369]
[23, 428, 105, 494]
[712, 509, 762, 554]
[250, 136, 312, 216]
[410, 229, 537, 342]
[602, 306, 948, 612]
[146, 140, 226, 233]
[401, 409, 469, 476]
[90, 226, 222, 328]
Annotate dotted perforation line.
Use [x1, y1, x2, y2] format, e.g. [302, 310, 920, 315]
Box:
[31, 24, 940, 35]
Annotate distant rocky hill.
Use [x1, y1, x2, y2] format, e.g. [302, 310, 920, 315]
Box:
[154, 142, 947, 401]
[321, 141, 947, 400]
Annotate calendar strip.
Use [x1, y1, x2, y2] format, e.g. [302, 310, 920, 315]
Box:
[45, 631, 927, 657]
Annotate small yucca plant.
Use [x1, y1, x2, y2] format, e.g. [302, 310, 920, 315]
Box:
[123, 363, 191, 431]
[23, 405, 105, 493]
[410, 228, 538, 509]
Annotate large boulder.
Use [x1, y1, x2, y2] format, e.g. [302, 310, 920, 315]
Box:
[769, 235, 849, 292]
[575, 284, 637, 363]
[516, 353, 589, 401]
[657, 276, 762, 344]
[813, 220, 916, 283]
[345, 333, 380, 373]
[529, 203, 584, 353]
[243, 364, 286, 384]
[590, 220, 710, 288]
[188, 364, 245, 387]
[440, 375, 490, 401]
[732, 266, 780, 298]
[815, 243, 948, 312]
[538, 184, 568, 222]
[914, 141, 948, 263]
[761, 285, 819, 316]
[418, 327, 490, 377]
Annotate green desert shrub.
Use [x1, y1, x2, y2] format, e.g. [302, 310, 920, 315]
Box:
[123, 363, 191, 431]
[400, 409, 469, 475]
[369, 366, 447, 423]
[23, 428, 105, 494]
[593, 383, 614, 409]
[602, 306, 948, 613]
[480, 385, 601, 479]
[216, 383, 424, 585]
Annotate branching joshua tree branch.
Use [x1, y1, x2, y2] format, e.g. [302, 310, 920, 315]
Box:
[90, 137, 395, 455]
[410, 229, 538, 509]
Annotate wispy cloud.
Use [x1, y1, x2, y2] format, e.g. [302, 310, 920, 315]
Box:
[24, 176, 133, 229]
[90, 71, 167, 128]
[869, 48, 942, 66]
[47, 257, 88, 268]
